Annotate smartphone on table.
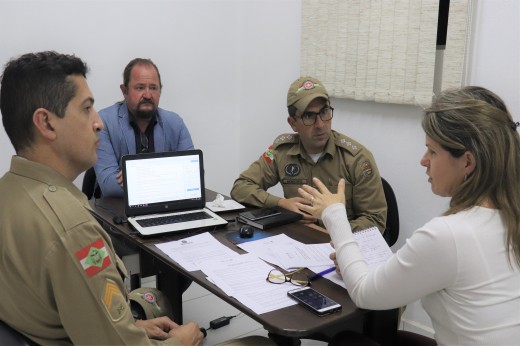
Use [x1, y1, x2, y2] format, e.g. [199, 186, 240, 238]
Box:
[287, 286, 342, 316]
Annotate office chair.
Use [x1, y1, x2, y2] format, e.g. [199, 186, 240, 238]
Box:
[82, 167, 102, 200]
[0, 321, 38, 346]
[381, 177, 399, 247]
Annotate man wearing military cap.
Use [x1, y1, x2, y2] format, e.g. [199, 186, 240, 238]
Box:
[231, 76, 387, 233]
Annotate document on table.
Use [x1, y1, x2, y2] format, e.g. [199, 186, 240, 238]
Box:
[237, 233, 334, 269]
[198, 253, 298, 314]
[271, 242, 335, 268]
[321, 270, 346, 288]
[155, 232, 239, 271]
[237, 233, 299, 267]
[315, 227, 393, 288]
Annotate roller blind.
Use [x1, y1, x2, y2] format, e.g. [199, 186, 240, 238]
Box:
[301, 0, 469, 107]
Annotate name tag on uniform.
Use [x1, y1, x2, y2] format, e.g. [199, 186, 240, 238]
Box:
[282, 179, 308, 185]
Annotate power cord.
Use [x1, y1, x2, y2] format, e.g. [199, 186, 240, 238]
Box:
[209, 315, 236, 329]
[200, 314, 239, 337]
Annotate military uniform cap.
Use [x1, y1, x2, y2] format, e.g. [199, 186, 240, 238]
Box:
[129, 287, 174, 320]
[287, 76, 329, 112]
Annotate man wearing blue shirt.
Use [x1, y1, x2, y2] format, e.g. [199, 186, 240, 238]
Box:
[95, 58, 194, 197]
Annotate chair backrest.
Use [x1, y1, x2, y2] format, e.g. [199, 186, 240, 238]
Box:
[0, 321, 39, 346]
[82, 167, 101, 200]
[381, 177, 399, 247]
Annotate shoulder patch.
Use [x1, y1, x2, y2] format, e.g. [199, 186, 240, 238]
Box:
[102, 279, 127, 321]
[272, 133, 298, 149]
[75, 239, 111, 277]
[359, 161, 374, 177]
[262, 145, 274, 164]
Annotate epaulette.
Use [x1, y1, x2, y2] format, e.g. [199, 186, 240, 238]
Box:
[43, 186, 92, 231]
[334, 133, 363, 156]
[272, 133, 299, 149]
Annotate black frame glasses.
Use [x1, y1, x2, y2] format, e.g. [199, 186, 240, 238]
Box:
[266, 268, 310, 287]
[294, 106, 334, 126]
[140, 133, 149, 153]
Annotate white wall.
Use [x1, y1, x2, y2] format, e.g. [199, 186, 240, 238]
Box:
[1, 0, 518, 336]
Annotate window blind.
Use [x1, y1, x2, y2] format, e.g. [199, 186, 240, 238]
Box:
[301, 0, 469, 107]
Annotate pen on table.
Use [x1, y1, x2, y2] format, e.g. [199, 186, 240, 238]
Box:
[310, 266, 337, 281]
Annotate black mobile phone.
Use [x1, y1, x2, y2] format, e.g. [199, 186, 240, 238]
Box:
[240, 207, 281, 221]
[287, 286, 342, 316]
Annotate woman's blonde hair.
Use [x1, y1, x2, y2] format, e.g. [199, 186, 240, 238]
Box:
[422, 86, 520, 267]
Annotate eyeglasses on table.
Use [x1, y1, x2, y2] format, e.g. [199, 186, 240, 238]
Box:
[266, 268, 310, 287]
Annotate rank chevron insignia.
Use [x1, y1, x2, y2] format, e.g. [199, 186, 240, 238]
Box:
[103, 279, 127, 321]
[104, 281, 123, 309]
[75, 239, 111, 277]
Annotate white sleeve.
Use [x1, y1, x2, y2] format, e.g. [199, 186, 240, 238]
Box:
[322, 204, 458, 310]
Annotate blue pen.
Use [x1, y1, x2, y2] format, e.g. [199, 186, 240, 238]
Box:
[310, 266, 336, 281]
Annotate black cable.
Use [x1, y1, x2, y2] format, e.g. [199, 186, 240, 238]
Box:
[204, 314, 239, 331]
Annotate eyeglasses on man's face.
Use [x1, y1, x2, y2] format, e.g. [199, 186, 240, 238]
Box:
[294, 106, 334, 126]
[266, 268, 310, 287]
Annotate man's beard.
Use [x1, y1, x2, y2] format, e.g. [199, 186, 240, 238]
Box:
[134, 100, 157, 120]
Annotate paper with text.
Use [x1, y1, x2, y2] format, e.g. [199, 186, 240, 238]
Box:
[198, 253, 298, 314]
[353, 226, 393, 270]
[237, 233, 301, 268]
[270, 242, 335, 269]
[155, 232, 239, 271]
[238, 233, 335, 269]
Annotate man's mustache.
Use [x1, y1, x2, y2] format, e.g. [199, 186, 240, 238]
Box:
[139, 99, 155, 106]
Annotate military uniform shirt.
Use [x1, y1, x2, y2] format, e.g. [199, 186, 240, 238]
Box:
[0, 156, 181, 345]
[230, 131, 387, 232]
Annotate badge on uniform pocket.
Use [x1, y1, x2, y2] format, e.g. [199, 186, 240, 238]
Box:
[284, 163, 301, 176]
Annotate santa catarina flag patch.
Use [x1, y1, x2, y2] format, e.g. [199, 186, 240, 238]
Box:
[263, 145, 274, 163]
[75, 239, 111, 277]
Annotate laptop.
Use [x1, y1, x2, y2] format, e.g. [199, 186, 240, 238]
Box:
[122, 150, 228, 237]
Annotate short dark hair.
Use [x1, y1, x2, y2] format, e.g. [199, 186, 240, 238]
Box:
[287, 105, 298, 118]
[122, 58, 162, 89]
[0, 51, 88, 152]
[288, 101, 331, 118]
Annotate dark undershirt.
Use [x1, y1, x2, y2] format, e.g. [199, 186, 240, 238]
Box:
[129, 113, 157, 153]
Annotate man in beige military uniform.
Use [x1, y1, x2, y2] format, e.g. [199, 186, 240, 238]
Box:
[0, 52, 273, 346]
[231, 76, 387, 233]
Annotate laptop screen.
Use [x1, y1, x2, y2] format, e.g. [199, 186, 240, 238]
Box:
[122, 150, 206, 217]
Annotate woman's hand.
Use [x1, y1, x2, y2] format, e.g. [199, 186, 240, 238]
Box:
[297, 177, 346, 219]
[330, 251, 341, 275]
[329, 242, 341, 275]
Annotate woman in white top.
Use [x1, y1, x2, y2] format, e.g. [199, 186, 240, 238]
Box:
[297, 86, 520, 345]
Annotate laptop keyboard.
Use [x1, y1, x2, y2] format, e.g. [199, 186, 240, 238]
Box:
[137, 211, 212, 228]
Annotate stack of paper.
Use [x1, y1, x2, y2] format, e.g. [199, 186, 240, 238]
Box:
[198, 253, 299, 314]
[154, 226, 393, 314]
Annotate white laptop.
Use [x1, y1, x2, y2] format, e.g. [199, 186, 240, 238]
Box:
[122, 150, 228, 237]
